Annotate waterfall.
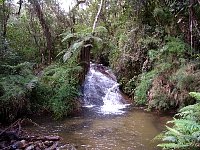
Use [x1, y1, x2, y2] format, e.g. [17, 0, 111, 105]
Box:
[83, 63, 130, 114]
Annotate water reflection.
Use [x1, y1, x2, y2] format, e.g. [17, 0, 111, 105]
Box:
[27, 107, 171, 150]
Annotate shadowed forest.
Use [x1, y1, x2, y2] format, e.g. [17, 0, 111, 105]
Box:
[0, 0, 200, 149]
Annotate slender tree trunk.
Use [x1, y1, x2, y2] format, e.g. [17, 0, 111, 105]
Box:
[189, 0, 195, 54]
[2, 1, 10, 39]
[92, 0, 104, 33]
[29, 0, 54, 64]
[0, 0, 10, 57]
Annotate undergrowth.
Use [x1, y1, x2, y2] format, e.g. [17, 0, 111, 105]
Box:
[39, 61, 82, 119]
[134, 62, 172, 105]
[0, 59, 82, 122]
[0, 62, 35, 122]
[156, 92, 200, 150]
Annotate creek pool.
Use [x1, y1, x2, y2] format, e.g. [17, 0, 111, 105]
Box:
[27, 106, 172, 150]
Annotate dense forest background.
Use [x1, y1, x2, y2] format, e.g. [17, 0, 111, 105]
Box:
[0, 0, 200, 149]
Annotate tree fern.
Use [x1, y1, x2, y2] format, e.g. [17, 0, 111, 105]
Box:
[60, 27, 105, 62]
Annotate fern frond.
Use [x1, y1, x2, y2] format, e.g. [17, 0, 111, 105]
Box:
[69, 41, 84, 52]
[63, 51, 72, 62]
[189, 92, 200, 101]
[166, 126, 182, 136]
[61, 33, 78, 42]
[157, 143, 190, 149]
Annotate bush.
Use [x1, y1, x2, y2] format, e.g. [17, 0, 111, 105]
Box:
[156, 92, 200, 150]
[40, 62, 81, 119]
[147, 62, 200, 110]
[134, 63, 172, 105]
[134, 70, 158, 105]
[0, 62, 35, 122]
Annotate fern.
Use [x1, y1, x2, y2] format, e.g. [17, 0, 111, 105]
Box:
[190, 92, 200, 101]
[156, 92, 200, 150]
[0, 62, 35, 122]
[60, 27, 106, 62]
[41, 62, 81, 119]
[134, 70, 158, 105]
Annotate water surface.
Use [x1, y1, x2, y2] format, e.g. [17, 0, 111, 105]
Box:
[28, 107, 171, 150]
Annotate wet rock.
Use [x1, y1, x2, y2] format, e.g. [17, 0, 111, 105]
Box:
[44, 140, 53, 147]
[37, 141, 45, 149]
[25, 145, 34, 150]
[12, 140, 26, 149]
[60, 144, 77, 150]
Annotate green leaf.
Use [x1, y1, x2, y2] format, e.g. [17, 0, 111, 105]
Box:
[157, 143, 190, 149]
[62, 33, 77, 42]
[69, 41, 84, 52]
[162, 136, 176, 142]
[63, 51, 72, 62]
[189, 92, 200, 101]
[166, 126, 182, 136]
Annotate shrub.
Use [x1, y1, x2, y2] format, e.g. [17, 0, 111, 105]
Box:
[40, 62, 81, 119]
[156, 92, 200, 150]
[134, 63, 172, 105]
[134, 70, 158, 105]
[0, 62, 35, 122]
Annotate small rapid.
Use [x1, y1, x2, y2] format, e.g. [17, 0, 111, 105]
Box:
[83, 63, 129, 114]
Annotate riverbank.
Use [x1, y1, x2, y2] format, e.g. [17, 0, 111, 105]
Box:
[0, 119, 77, 150]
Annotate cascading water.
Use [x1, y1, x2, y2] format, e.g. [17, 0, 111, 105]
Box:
[25, 63, 172, 150]
[83, 63, 130, 114]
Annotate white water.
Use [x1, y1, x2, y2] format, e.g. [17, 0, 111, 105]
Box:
[83, 63, 130, 114]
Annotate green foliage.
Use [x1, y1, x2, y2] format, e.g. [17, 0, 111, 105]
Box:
[161, 36, 186, 57]
[189, 92, 200, 101]
[156, 92, 200, 150]
[0, 60, 81, 121]
[60, 27, 106, 62]
[0, 62, 35, 122]
[153, 7, 172, 25]
[40, 62, 81, 119]
[123, 76, 137, 100]
[134, 70, 158, 105]
[7, 15, 41, 62]
[134, 63, 172, 105]
[170, 64, 200, 92]
[139, 36, 161, 50]
[148, 36, 186, 63]
[147, 62, 200, 110]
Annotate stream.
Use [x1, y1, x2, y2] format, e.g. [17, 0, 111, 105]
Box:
[26, 64, 172, 150]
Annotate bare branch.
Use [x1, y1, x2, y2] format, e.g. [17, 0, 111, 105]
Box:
[17, 0, 23, 15]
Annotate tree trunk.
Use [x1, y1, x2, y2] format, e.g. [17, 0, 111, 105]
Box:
[92, 0, 104, 33]
[29, 0, 54, 64]
[0, 1, 10, 58]
[79, 41, 92, 84]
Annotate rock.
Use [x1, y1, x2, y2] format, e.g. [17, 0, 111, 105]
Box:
[44, 140, 53, 147]
[45, 141, 58, 150]
[38, 141, 45, 149]
[59, 144, 77, 150]
[12, 140, 26, 149]
[43, 136, 60, 141]
[25, 145, 35, 150]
